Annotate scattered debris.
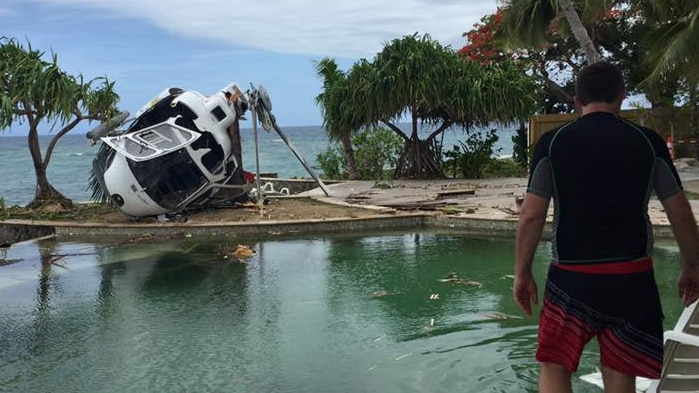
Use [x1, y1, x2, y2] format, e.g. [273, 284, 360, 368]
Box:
[435, 189, 475, 198]
[497, 207, 519, 216]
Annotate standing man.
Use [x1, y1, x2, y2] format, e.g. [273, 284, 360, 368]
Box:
[514, 61, 699, 393]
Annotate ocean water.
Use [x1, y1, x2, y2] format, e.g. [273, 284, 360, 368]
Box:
[0, 125, 514, 206]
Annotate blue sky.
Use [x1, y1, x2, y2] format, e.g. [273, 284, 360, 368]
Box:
[2, 0, 499, 134]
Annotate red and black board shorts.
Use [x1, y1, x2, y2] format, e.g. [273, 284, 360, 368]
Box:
[536, 258, 663, 378]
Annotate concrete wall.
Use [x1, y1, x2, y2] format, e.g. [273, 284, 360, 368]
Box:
[0, 223, 54, 245]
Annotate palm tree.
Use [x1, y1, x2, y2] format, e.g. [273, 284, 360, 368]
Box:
[314, 58, 360, 179]
[640, 0, 699, 81]
[498, 0, 603, 63]
[0, 37, 119, 209]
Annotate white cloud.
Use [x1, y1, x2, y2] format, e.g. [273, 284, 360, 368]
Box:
[27, 0, 498, 57]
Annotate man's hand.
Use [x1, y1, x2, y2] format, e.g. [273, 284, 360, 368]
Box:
[514, 273, 539, 316]
[678, 266, 699, 307]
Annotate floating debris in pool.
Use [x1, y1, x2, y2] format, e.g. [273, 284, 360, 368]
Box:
[218, 244, 255, 262]
[423, 318, 436, 332]
[437, 272, 482, 287]
[480, 311, 522, 320]
[393, 352, 413, 361]
[371, 290, 395, 298]
[429, 293, 440, 300]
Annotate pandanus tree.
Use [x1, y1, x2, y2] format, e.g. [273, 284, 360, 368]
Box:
[0, 37, 119, 209]
[314, 58, 360, 179]
[342, 34, 537, 179]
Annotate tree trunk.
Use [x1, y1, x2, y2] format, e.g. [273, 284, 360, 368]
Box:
[26, 129, 72, 210]
[394, 137, 445, 179]
[558, 0, 600, 64]
[340, 131, 360, 180]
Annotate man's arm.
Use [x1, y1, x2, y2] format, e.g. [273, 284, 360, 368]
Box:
[514, 192, 550, 315]
[661, 191, 699, 306]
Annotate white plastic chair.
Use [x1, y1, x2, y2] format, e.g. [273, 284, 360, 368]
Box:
[647, 299, 699, 392]
[580, 300, 699, 392]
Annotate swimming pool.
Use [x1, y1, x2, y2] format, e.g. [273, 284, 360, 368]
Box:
[0, 232, 686, 392]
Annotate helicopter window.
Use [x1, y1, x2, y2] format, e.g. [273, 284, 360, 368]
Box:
[134, 125, 195, 150]
[122, 138, 157, 158]
[191, 131, 225, 174]
[211, 106, 226, 122]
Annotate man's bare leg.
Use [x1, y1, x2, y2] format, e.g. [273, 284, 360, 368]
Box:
[600, 365, 635, 393]
[539, 362, 572, 393]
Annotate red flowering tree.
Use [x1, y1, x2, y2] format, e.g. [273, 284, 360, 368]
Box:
[460, 10, 583, 113]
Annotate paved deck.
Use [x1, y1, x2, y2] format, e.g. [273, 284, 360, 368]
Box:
[302, 168, 699, 228]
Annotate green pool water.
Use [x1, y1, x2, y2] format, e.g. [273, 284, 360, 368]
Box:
[0, 231, 687, 393]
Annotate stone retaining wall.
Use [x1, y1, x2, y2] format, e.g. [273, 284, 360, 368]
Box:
[51, 214, 428, 239]
[0, 223, 54, 245]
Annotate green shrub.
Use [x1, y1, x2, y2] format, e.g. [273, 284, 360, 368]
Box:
[316, 128, 403, 180]
[444, 129, 500, 179]
[485, 157, 528, 178]
[353, 128, 403, 179]
[316, 147, 347, 180]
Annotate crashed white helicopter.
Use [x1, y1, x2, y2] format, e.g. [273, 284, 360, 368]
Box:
[87, 83, 329, 219]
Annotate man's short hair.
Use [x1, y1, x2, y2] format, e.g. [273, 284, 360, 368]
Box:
[575, 62, 625, 106]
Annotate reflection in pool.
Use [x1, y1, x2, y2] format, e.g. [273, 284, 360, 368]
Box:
[0, 232, 686, 393]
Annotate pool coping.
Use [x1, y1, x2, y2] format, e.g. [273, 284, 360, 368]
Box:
[0, 210, 679, 244]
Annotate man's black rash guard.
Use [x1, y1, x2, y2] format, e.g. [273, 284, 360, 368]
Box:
[528, 112, 683, 264]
